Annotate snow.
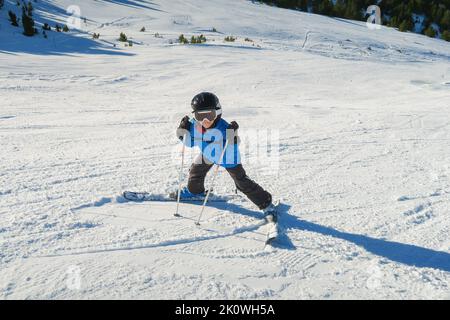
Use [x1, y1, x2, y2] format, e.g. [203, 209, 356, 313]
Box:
[1, 0, 450, 299]
[412, 13, 425, 34]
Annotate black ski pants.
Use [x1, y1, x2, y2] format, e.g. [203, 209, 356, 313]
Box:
[187, 156, 272, 210]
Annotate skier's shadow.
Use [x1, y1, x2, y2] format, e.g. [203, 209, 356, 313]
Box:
[205, 201, 296, 249]
[208, 202, 450, 273]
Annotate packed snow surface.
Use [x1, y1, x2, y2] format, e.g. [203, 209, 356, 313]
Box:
[1, 0, 450, 299]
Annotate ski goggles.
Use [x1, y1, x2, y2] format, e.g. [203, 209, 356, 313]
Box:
[194, 109, 221, 122]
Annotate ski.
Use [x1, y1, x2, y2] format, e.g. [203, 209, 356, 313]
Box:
[122, 191, 235, 203]
[264, 200, 282, 247]
[265, 218, 279, 246]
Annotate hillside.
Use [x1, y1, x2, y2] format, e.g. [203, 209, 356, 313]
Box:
[259, 0, 450, 41]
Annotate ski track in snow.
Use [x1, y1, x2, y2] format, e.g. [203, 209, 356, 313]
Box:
[1, 0, 450, 299]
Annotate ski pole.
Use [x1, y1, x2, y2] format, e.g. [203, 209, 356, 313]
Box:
[195, 139, 230, 226]
[174, 133, 187, 217]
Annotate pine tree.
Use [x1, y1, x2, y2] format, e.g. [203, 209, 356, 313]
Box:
[27, 1, 33, 16]
[299, 0, 308, 12]
[317, 0, 334, 16]
[441, 10, 450, 30]
[277, 0, 297, 9]
[442, 30, 450, 41]
[415, 0, 425, 13]
[8, 11, 19, 27]
[334, 0, 346, 17]
[424, 25, 437, 37]
[399, 20, 408, 32]
[257, 0, 449, 38]
[434, 5, 445, 23]
[22, 6, 35, 36]
[344, 0, 362, 20]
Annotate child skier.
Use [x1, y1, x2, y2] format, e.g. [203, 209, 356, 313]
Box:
[176, 92, 278, 221]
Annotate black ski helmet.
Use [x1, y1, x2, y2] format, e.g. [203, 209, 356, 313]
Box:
[191, 92, 222, 113]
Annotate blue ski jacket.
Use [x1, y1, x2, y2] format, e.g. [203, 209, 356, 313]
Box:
[181, 118, 241, 168]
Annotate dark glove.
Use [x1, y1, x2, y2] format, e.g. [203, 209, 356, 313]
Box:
[176, 115, 191, 140]
[228, 121, 239, 131]
[227, 121, 240, 144]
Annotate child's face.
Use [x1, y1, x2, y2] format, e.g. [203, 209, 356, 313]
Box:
[201, 118, 214, 129]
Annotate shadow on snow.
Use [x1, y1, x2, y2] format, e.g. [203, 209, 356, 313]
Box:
[221, 202, 450, 272]
[67, 197, 450, 273]
[0, 0, 149, 56]
[276, 203, 450, 273]
[0, 34, 135, 56]
[100, 0, 163, 11]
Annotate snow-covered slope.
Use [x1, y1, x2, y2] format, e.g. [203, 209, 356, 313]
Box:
[1, 0, 449, 299]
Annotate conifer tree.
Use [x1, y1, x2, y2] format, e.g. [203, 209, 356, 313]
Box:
[9, 10, 19, 27]
[424, 25, 437, 37]
[22, 6, 35, 36]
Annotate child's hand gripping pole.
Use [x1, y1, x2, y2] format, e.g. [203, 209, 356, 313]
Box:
[195, 139, 230, 226]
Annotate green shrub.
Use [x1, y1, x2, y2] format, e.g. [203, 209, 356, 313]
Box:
[119, 32, 128, 42]
[398, 19, 413, 32]
[178, 34, 188, 44]
[224, 36, 236, 42]
[424, 26, 437, 38]
[190, 34, 206, 44]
